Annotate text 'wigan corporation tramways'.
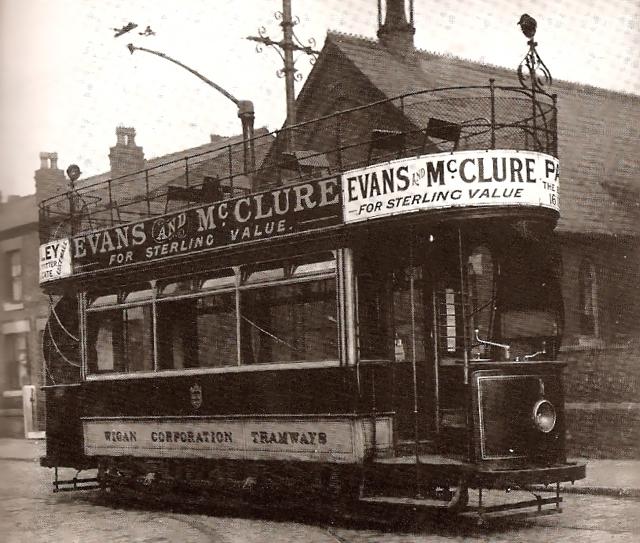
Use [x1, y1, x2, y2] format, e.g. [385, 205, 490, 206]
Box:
[342, 150, 560, 223]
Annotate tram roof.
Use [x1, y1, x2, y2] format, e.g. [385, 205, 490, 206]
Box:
[296, 31, 640, 238]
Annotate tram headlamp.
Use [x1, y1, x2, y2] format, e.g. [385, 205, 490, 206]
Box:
[532, 399, 556, 433]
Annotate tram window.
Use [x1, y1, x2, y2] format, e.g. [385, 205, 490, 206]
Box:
[90, 294, 118, 308]
[156, 298, 197, 370]
[241, 279, 337, 364]
[200, 268, 236, 291]
[122, 306, 154, 372]
[88, 309, 121, 372]
[495, 232, 562, 358]
[391, 266, 427, 363]
[501, 310, 557, 338]
[196, 292, 237, 367]
[467, 245, 494, 359]
[291, 252, 336, 277]
[157, 291, 237, 370]
[355, 247, 429, 362]
[240, 254, 338, 364]
[123, 288, 153, 304]
[357, 266, 391, 360]
[242, 261, 286, 285]
[159, 280, 192, 297]
[438, 287, 459, 353]
[87, 304, 153, 373]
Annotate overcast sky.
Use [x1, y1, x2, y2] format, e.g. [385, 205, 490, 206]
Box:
[0, 0, 638, 198]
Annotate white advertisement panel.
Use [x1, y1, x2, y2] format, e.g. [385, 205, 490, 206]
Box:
[83, 415, 393, 464]
[342, 149, 559, 224]
[39, 238, 72, 283]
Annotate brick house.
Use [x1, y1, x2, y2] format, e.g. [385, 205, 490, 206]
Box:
[0, 190, 48, 437]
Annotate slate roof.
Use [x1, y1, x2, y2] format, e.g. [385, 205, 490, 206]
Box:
[304, 31, 639, 237]
[0, 194, 38, 234]
[77, 128, 273, 191]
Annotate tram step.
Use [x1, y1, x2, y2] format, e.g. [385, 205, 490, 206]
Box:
[394, 440, 437, 456]
[53, 477, 100, 492]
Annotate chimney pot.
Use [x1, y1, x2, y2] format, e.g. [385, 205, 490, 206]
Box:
[378, 0, 415, 59]
[110, 126, 145, 175]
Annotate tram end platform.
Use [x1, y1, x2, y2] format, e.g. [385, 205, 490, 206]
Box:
[1, 438, 639, 498]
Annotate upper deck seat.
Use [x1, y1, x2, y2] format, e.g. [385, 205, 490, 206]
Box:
[367, 129, 406, 163]
[280, 150, 331, 181]
[164, 175, 225, 212]
[420, 117, 462, 154]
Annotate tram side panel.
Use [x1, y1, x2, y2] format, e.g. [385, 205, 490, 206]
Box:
[80, 368, 359, 419]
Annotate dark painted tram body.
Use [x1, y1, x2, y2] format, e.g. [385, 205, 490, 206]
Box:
[38, 83, 584, 520]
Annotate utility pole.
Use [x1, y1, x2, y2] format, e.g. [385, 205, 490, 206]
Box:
[127, 44, 255, 174]
[247, 0, 319, 148]
[281, 0, 296, 127]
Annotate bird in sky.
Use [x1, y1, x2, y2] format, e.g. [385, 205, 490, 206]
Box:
[139, 26, 156, 36]
[517, 14, 537, 39]
[113, 22, 138, 38]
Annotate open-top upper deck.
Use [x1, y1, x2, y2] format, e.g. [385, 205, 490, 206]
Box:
[38, 83, 559, 285]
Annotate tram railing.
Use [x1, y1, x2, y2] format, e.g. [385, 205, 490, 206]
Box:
[38, 83, 557, 243]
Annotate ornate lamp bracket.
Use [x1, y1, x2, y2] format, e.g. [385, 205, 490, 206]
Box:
[248, 7, 319, 83]
[518, 38, 553, 92]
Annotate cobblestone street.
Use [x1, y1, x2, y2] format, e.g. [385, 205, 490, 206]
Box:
[2, 457, 639, 542]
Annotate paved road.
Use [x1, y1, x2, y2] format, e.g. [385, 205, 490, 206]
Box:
[2, 458, 639, 542]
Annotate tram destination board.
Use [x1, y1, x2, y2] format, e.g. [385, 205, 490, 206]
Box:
[51, 177, 341, 278]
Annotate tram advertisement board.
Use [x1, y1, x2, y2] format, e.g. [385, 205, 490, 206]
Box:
[39, 238, 72, 283]
[65, 177, 341, 276]
[342, 150, 559, 224]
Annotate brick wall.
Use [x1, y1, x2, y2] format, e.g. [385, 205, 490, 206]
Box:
[560, 235, 640, 458]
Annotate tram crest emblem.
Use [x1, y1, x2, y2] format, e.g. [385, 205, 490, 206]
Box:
[190, 383, 203, 409]
[152, 212, 187, 242]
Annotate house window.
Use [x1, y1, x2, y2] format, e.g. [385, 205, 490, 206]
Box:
[4, 333, 28, 389]
[6, 250, 22, 302]
[578, 259, 598, 337]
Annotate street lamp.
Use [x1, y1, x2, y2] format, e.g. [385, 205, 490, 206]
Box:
[127, 44, 256, 174]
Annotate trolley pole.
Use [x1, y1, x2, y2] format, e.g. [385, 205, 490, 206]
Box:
[126, 44, 256, 175]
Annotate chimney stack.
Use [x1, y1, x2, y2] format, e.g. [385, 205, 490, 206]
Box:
[34, 152, 67, 205]
[109, 126, 145, 177]
[377, 0, 415, 60]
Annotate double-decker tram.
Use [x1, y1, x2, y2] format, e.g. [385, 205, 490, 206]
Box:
[38, 82, 585, 523]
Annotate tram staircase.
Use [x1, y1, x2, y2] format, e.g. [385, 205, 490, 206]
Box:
[43, 296, 100, 492]
[44, 295, 82, 386]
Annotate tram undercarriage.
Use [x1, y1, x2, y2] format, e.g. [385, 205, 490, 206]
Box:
[45, 450, 584, 524]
